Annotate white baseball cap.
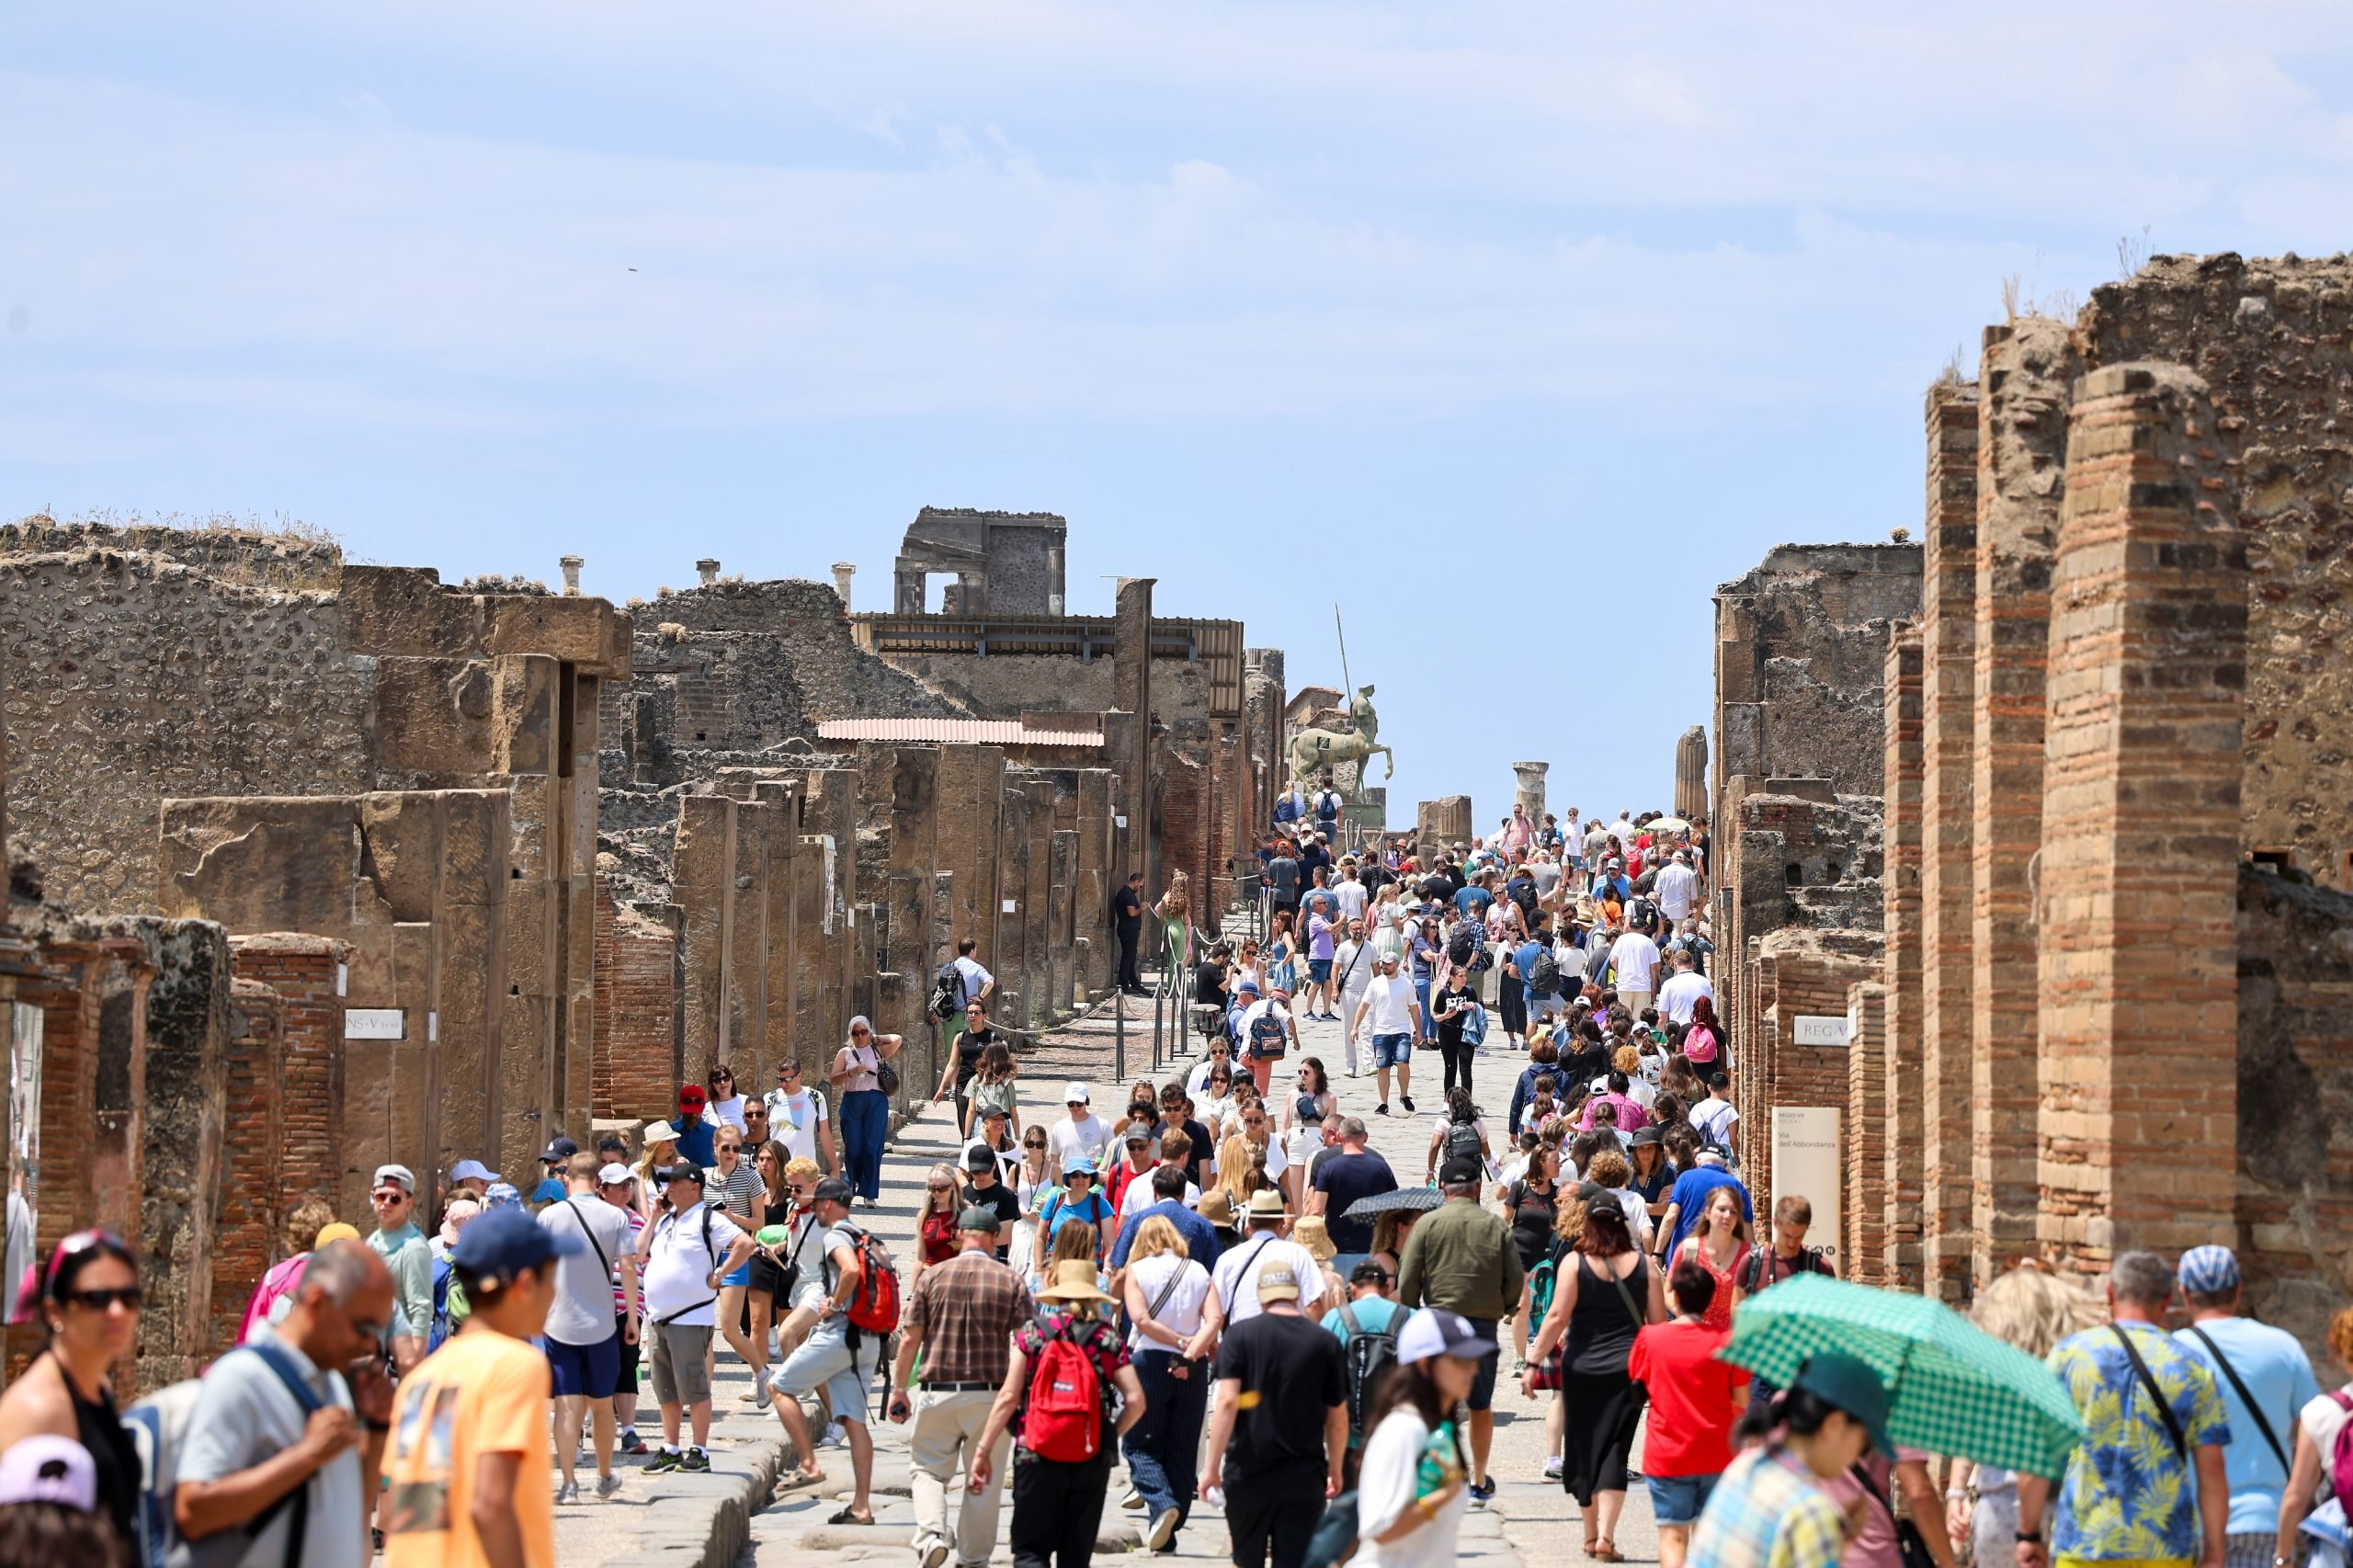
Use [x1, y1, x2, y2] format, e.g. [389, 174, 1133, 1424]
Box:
[597, 1162, 633, 1186]
[372, 1164, 417, 1194]
[1396, 1308, 1499, 1366]
[449, 1159, 497, 1184]
[1063, 1082, 1091, 1105]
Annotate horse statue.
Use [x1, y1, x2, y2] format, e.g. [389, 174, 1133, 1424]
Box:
[1290, 685, 1394, 786]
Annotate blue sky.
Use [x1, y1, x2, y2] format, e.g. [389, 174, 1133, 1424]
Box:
[9, 5, 2353, 824]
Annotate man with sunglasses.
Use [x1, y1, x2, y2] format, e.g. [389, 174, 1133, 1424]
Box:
[176, 1241, 398, 1568]
[365, 1165, 434, 1374]
[764, 1058, 840, 1177]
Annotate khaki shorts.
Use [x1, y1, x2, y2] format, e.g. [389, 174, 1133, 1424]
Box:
[647, 1321, 714, 1407]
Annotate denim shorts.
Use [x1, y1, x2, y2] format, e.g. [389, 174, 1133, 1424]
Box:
[1371, 1032, 1412, 1068]
[1646, 1471, 1721, 1525]
[1308, 959, 1332, 983]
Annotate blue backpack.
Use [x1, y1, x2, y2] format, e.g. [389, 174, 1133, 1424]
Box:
[126, 1338, 324, 1568]
[427, 1254, 454, 1350]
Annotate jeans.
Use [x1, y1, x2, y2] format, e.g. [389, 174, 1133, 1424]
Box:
[1012, 1451, 1112, 1568]
[1123, 1351, 1207, 1539]
[1412, 977, 1433, 1040]
[1118, 922, 1143, 991]
[840, 1087, 889, 1201]
[1438, 1039, 1473, 1096]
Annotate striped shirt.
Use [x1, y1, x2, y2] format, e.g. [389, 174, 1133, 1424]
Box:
[706, 1162, 762, 1225]
[1686, 1445, 1847, 1568]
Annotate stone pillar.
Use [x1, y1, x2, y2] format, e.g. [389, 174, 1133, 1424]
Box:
[937, 744, 1006, 970]
[675, 793, 733, 1070]
[1111, 579, 1157, 899]
[1881, 625, 1926, 1290]
[1972, 320, 2080, 1278]
[2038, 362, 2245, 1273]
[696, 558, 721, 586]
[1075, 769, 1115, 996]
[1845, 979, 1890, 1284]
[1510, 762, 1548, 825]
[1674, 726, 1708, 821]
[831, 562, 856, 612]
[1918, 379, 1979, 1301]
[1416, 796, 1472, 851]
[559, 556, 584, 595]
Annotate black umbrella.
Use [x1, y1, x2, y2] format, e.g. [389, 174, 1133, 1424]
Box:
[1341, 1186, 1445, 1222]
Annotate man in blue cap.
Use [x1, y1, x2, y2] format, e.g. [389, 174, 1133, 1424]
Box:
[2172, 1244, 2321, 1568]
[381, 1205, 581, 1568]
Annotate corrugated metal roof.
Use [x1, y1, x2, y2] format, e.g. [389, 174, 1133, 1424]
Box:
[813, 718, 1105, 746]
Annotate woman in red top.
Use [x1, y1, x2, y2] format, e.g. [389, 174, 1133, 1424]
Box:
[1626, 1258, 1751, 1568]
[914, 1163, 961, 1268]
[1670, 1186, 1751, 1333]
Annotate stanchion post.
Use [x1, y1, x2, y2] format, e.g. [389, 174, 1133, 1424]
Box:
[1152, 982, 1164, 1072]
[1114, 989, 1127, 1084]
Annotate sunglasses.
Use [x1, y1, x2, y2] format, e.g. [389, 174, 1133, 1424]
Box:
[60, 1285, 142, 1312]
[926, 1183, 952, 1193]
[1024, 1139, 1047, 1150]
[711, 1074, 733, 1084]
[371, 1189, 411, 1204]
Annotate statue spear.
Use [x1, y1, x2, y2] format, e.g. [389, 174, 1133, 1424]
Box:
[1335, 602, 1352, 699]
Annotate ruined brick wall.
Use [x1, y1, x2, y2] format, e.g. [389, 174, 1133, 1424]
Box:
[0, 545, 374, 912]
[2080, 256, 2353, 886]
[214, 978, 283, 1363]
[593, 876, 680, 1119]
[230, 935, 348, 1221]
[139, 920, 233, 1389]
[885, 653, 1119, 717]
[2233, 865, 2353, 1366]
[1739, 928, 1877, 1243]
[1845, 981, 1889, 1284]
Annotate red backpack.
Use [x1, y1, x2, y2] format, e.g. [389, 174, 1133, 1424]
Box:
[1021, 1323, 1106, 1463]
[2326, 1390, 2353, 1508]
[841, 1225, 901, 1335]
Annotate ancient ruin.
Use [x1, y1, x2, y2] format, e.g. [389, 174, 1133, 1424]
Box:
[1719, 253, 2353, 1361]
[0, 509, 1286, 1391]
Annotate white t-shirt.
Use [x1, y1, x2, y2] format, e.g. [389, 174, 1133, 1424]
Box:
[1211, 1232, 1327, 1323]
[708, 1094, 749, 1133]
[1654, 863, 1700, 920]
[1610, 818, 1636, 854]
[1125, 1253, 1212, 1351]
[2299, 1388, 2353, 1502]
[1358, 972, 1419, 1037]
[1355, 1407, 1463, 1568]
[539, 1194, 635, 1346]
[1048, 1112, 1114, 1172]
[1692, 1097, 1740, 1149]
[1335, 942, 1375, 1009]
[1332, 881, 1369, 922]
[1657, 971, 1713, 1024]
[1608, 931, 1662, 993]
[640, 1201, 746, 1327]
[765, 1086, 831, 1164]
[1119, 1174, 1200, 1223]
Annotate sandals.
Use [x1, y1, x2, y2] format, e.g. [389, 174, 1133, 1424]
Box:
[827, 1505, 877, 1526]
[774, 1467, 826, 1493]
[1595, 1544, 1625, 1562]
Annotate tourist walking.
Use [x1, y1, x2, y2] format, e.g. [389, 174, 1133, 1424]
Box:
[1628, 1259, 1750, 1568]
[1308, 1117, 1397, 1278]
[1525, 1189, 1664, 1558]
[1352, 1309, 1496, 1568]
[767, 1176, 887, 1523]
[540, 1151, 639, 1501]
[1671, 1187, 1751, 1332]
[968, 1260, 1144, 1568]
[2016, 1251, 2230, 1568]
[1687, 1352, 1896, 1568]
[2169, 1245, 2321, 1568]
[1396, 1153, 1523, 1506]
[173, 1241, 395, 1568]
[636, 1163, 756, 1473]
[706, 1125, 772, 1400]
[889, 1203, 1038, 1568]
[2272, 1303, 2353, 1568]
[1212, 1190, 1330, 1324]
[1119, 1215, 1220, 1552]
[365, 1164, 434, 1372]
[766, 1056, 841, 1178]
[1349, 949, 1422, 1117]
[831, 1016, 906, 1206]
[382, 1206, 575, 1568]
[1114, 870, 1148, 995]
[1202, 1264, 1348, 1568]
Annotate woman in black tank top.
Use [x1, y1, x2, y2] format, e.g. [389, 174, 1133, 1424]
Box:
[0, 1230, 146, 1553]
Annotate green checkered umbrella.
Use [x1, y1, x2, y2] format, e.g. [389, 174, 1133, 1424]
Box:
[1722, 1273, 2084, 1478]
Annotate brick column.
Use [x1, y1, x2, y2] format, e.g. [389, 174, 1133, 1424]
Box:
[229, 935, 349, 1223]
[1881, 625, 1925, 1289]
[1972, 321, 2080, 1278]
[215, 978, 285, 1361]
[2038, 362, 2245, 1272]
[591, 880, 678, 1122]
[1846, 980, 1890, 1282]
[1918, 381, 1979, 1301]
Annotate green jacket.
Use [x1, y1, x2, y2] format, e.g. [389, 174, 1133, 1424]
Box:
[1397, 1194, 1524, 1321]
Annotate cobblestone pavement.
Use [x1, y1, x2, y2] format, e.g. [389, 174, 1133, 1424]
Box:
[562, 953, 1663, 1568]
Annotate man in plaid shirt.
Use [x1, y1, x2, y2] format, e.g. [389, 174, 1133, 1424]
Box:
[887, 1207, 1037, 1568]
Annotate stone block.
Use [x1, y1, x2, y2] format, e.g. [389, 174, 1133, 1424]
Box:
[483, 593, 632, 676]
[489, 653, 560, 777]
[370, 657, 496, 778]
[339, 565, 482, 657]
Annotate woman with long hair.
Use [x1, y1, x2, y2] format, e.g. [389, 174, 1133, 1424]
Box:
[967, 1040, 1022, 1141]
[1352, 1312, 1498, 1568]
[1672, 1186, 1751, 1333]
[1264, 907, 1300, 999]
[1626, 1129, 1674, 1216]
[1281, 1058, 1335, 1210]
[634, 1119, 681, 1218]
[1681, 994, 1722, 1066]
[1504, 1140, 1563, 1369]
[828, 1015, 904, 1206]
[1429, 964, 1478, 1098]
[1119, 1217, 1217, 1552]
[1369, 1209, 1419, 1287]
[1524, 1192, 1665, 1561]
[0, 1231, 146, 1556]
[914, 1162, 961, 1272]
[1424, 1085, 1493, 1186]
[1945, 1264, 2107, 1568]
[1211, 1133, 1257, 1213]
[1155, 870, 1195, 987]
[745, 1140, 795, 1391]
[706, 1125, 769, 1397]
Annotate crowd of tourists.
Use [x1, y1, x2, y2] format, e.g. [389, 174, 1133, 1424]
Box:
[0, 804, 2348, 1568]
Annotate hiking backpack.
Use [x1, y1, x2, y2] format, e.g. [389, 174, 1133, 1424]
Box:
[1528, 1240, 1566, 1324]
[930, 961, 963, 1020]
[1528, 949, 1563, 997]
[840, 1224, 902, 1335]
[1022, 1322, 1108, 1462]
[1444, 1120, 1483, 1167]
[1335, 1301, 1398, 1439]
[126, 1340, 324, 1568]
[1445, 926, 1479, 969]
[1246, 1007, 1290, 1062]
[427, 1254, 454, 1351]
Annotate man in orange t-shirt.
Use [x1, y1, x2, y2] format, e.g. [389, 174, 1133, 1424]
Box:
[384, 1206, 579, 1568]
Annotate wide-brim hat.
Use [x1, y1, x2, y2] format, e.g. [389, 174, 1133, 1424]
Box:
[1036, 1260, 1114, 1303]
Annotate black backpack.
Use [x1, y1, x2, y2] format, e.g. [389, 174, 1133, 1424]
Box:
[1741, 1246, 1831, 1294]
[1528, 950, 1562, 996]
[1445, 926, 1478, 969]
[1627, 897, 1658, 932]
[1335, 1301, 1398, 1439]
[1444, 1120, 1483, 1166]
[930, 961, 962, 1020]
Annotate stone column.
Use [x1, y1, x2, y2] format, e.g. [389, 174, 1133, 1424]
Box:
[696, 558, 721, 586]
[1845, 980, 1890, 1284]
[559, 556, 584, 595]
[1112, 579, 1157, 899]
[1918, 379, 1980, 1301]
[1880, 625, 1926, 1290]
[1510, 762, 1548, 824]
[2038, 362, 2245, 1273]
[1674, 727, 1708, 821]
[1972, 320, 2080, 1278]
[831, 562, 856, 612]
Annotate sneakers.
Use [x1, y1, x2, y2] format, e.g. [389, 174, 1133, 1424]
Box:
[555, 1480, 581, 1506]
[1400, 1096, 1416, 1113]
[680, 1447, 711, 1473]
[1467, 1478, 1495, 1509]
[1120, 1487, 1145, 1511]
[1374, 1104, 1389, 1117]
[619, 1428, 649, 1456]
[645, 1449, 684, 1473]
[754, 1376, 773, 1411]
[921, 1545, 950, 1568]
[596, 1471, 625, 1500]
[1148, 1507, 1182, 1551]
[823, 1420, 847, 1449]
